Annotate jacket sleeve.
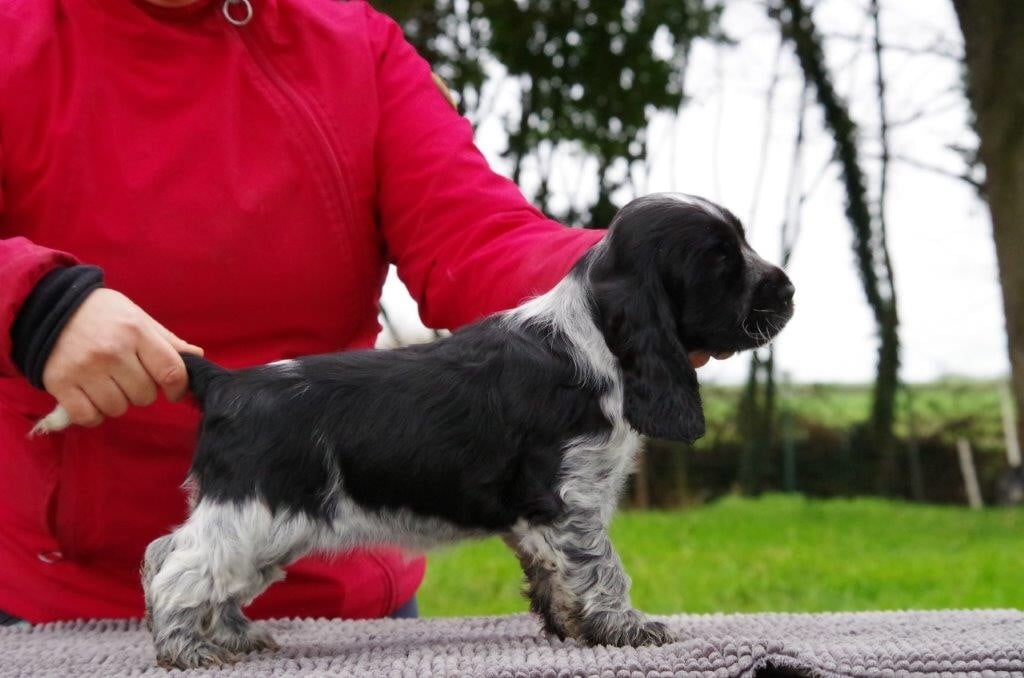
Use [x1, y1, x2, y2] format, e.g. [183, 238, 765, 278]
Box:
[0, 143, 79, 378]
[365, 5, 605, 330]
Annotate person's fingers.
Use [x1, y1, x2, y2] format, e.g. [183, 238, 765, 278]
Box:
[57, 386, 104, 428]
[152, 321, 204, 356]
[111, 355, 159, 407]
[689, 352, 711, 368]
[82, 377, 130, 418]
[137, 329, 190, 402]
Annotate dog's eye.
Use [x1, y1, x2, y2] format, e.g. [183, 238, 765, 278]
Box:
[709, 244, 740, 270]
[705, 244, 745, 289]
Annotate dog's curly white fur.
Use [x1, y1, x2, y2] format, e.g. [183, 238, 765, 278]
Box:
[32, 194, 794, 669]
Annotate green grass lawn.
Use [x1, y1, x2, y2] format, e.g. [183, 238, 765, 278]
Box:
[418, 495, 1023, 617]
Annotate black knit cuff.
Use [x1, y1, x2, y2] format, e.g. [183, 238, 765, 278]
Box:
[11, 265, 105, 389]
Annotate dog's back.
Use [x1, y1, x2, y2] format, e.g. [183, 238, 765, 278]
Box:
[181, 321, 605, 530]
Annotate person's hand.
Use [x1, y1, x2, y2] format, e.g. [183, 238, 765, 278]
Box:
[689, 351, 733, 368]
[40, 288, 204, 428]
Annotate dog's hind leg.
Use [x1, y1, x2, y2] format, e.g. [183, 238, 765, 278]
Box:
[143, 519, 239, 670]
[142, 534, 175, 633]
[204, 561, 287, 656]
[144, 499, 319, 669]
[206, 597, 280, 656]
[503, 532, 574, 640]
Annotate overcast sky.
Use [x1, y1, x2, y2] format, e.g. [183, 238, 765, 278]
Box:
[381, 0, 1008, 386]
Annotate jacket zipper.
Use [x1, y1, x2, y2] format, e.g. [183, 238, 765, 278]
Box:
[227, 15, 397, 613]
[231, 21, 357, 248]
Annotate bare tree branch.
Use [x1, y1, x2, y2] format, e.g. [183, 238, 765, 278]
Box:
[378, 303, 405, 347]
[773, 0, 901, 495]
[782, 84, 809, 268]
[886, 153, 983, 190]
[746, 35, 786, 230]
[872, 0, 897, 303]
[887, 91, 965, 128]
[825, 31, 962, 60]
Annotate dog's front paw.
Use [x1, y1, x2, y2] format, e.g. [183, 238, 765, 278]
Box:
[155, 640, 241, 670]
[631, 619, 674, 646]
[578, 611, 675, 647]
[217, 626, 280, 655]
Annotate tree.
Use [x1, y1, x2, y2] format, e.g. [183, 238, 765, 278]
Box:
[772, 0, 901, 494]
[953, 1, 1024, 451]
[377, 0, 724, 226]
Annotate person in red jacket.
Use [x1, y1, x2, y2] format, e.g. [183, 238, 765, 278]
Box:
[0, 0, 725, 625]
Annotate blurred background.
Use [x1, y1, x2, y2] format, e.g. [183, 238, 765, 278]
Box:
[371, 0, 1024, 615]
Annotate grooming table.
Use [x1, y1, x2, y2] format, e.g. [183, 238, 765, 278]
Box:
[2, 610, 1022, 676]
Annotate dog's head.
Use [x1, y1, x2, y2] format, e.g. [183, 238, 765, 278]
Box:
[588, 193, 794, 443]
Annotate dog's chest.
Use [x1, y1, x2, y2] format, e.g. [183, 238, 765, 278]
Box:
[556, 418, 641, 521]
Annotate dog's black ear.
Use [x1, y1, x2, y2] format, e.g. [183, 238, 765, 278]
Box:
[591, 265, 705, 443]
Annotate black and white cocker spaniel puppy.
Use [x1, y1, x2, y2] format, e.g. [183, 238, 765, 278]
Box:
[35, 193, 795, 669]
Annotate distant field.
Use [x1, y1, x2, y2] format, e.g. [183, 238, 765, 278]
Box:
[418, 495, 1023, 617]
[699, 379, 1007, 454]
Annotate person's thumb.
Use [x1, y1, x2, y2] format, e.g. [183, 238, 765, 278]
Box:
[153, 322, 204, 357]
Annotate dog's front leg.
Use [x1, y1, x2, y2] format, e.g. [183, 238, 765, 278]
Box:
[513, 514, 674, 648]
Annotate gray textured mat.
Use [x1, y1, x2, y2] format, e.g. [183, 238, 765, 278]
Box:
[2, 610, 1022, 677]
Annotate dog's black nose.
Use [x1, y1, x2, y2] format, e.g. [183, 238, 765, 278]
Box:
[778, 280, 795, 303]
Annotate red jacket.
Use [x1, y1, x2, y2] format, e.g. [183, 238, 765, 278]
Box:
[0, 0, 603, 622]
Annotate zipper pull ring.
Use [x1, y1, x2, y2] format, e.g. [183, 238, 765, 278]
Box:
[222, 0, 253, 27]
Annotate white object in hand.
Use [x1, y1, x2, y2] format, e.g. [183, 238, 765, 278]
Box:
[30, 406, 72, 437]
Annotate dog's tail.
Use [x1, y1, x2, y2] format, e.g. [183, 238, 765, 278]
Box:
[179, 353, 230, 407]
[29, 352, 230, 438]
